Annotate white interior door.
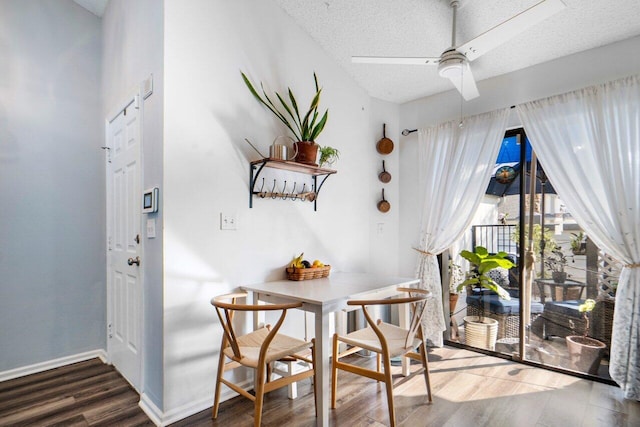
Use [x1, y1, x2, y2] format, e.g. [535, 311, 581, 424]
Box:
[107, 100, 142, 391]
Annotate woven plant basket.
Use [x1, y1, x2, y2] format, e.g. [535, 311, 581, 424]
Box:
[463, 316, 498, 351]
[286, 265, 331, 281]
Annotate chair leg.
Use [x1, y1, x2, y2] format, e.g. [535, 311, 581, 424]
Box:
[419, 341, 433, 403]
[212, 349, 227, 419]
[331, 334, 339, 409]
[312, 339, 318, 417]
[382, 353, 396, 427]
[254, 364, 266, 427]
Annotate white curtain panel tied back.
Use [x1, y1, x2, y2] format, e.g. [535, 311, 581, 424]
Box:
[517, 74, 640, 399]
[416, 108, 510, 347]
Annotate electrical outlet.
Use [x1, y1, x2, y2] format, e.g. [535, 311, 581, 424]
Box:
[220, 212, 237, 230]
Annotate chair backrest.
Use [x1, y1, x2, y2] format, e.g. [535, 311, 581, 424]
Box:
[211, 292, 302, 362]
[347, 287, 431, 350]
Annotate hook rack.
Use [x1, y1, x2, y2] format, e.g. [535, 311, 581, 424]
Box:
[249, 158, 337, 211]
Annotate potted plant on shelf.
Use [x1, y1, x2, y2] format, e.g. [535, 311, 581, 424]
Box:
[544, 248, 568, 283]
[565, 299, 606, 375]
[318, 146, 339, 168]
[241, 71, 328, 166]
[457, 246, 513, 350]
[570, 231, 587, 255]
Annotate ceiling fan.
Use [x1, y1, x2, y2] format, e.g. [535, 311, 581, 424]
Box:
[352, 0, 566, 100]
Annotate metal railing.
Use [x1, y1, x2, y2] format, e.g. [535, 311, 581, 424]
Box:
[471, 225, 517, 256]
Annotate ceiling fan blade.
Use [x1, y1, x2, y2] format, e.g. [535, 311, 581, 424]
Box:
[458, 0, 566, 62]
[351, 56, 439, 65]
[447, 63, 479, 101]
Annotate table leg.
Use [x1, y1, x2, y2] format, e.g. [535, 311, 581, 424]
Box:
[399, 301, 410, 376]
[251, 292, 265, 330]
[314, 308, 330, 427]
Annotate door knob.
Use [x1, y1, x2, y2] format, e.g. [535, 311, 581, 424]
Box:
[127, 256, 141, 266]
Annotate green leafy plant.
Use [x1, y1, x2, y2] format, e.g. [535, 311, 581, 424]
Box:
[319, 146, 339, 167]
[544, 248, 568, 273]
[511, 223, 557, 256]
[570, 231, 587, 253]
[241, 72, 328, 142]
[457, 246, 513, 300]
[577, 299, 596, 337]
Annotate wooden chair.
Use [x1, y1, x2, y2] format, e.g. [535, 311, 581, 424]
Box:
[331, 287, 433, 427]
[211, 292, 316, 426]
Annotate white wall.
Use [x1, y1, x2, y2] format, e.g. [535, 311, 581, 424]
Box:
[397, 35, 640, 277]
[102, 0, 165, 410]
[162, 0, 399, 417]
[0, 0, 104, 372]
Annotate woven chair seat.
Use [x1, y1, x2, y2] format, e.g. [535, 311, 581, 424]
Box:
[223, 327, 313, 368]
[337, 321, 421, 358]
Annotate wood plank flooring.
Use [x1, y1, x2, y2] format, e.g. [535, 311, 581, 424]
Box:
[0, 358, 153, 426]
[174, 346, 640, 427]
[2, 347, 639, 426]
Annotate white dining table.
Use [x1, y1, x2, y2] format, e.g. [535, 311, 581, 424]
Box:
[242, 272, 420, 427]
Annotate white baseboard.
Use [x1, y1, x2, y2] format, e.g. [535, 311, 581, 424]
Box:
[147, 379, 253, 426]
[0, 349, 108, 383]
[139, 393, 163, 426]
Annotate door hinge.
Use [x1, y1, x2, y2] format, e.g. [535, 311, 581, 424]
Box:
[108, 323, 113, 339]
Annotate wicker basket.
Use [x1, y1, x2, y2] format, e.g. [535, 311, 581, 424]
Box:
[286, 265, 331, 281]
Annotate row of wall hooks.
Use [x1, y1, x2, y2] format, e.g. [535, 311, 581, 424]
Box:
[253, 178, 317, 202]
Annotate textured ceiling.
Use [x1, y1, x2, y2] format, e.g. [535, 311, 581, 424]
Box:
[273, 0, 640, 103]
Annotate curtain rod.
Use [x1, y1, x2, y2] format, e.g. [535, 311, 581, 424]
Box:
[401, 105, 517, 136]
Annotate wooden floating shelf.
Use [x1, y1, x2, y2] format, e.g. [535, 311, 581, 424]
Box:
[250, 158, 337, 176]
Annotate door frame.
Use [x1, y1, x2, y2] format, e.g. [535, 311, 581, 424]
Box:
[105, 90, 145, 392]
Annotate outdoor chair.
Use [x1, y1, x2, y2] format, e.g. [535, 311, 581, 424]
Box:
[542, 298, 614, 354]
[211, 292, 316, 427]
[466, 285, 544, 339]
[331, 287, 432, 427]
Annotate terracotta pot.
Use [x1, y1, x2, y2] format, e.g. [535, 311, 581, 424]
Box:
[566, 335, 606, 375]
[449, 293, 459, 314]
[294, 141, 319, 166]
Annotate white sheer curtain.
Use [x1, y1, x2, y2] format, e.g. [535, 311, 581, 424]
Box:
[517, 75, 640, 399]
[416, 108, 510, 346]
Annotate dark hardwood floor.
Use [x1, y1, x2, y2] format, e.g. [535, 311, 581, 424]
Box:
[0, 358, 153, 426]
[2, 347, 639, 426]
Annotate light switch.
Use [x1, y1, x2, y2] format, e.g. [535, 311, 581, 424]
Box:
[147, 218, 156, 238]
[220, 212, 237, 230]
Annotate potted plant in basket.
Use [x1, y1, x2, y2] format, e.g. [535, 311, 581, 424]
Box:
[544, 248, 568, 283]
[570, 231, 587, 255]
[457, 246, 513, 350]
[241, 71, 328, 166]
[566, 299, 606, 375]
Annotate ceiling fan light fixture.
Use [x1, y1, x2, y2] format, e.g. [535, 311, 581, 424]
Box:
[438, 59, 463, 79]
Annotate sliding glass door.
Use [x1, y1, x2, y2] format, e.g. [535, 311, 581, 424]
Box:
[446, 128, 619, 382]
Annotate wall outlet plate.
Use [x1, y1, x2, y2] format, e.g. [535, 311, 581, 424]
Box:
[220, 212, 237, 230]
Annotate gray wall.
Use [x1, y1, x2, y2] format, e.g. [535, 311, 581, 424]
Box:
[0, 0, 104, 370]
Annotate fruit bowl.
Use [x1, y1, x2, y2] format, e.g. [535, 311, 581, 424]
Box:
[286, 265, 331, 281]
